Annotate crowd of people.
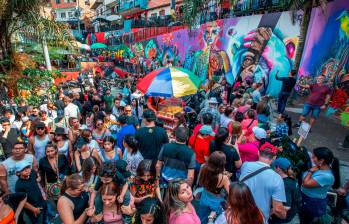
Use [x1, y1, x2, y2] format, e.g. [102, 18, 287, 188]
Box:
[0, 66, 348, 224]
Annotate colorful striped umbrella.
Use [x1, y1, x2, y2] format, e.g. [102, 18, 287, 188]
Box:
[137, 67, 201, 98]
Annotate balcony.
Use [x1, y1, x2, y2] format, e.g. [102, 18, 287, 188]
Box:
[90, 0, 103, 9]
[117, 0, 148, 17]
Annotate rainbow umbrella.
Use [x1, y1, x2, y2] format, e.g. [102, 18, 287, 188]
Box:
[137, 67, 201, 98]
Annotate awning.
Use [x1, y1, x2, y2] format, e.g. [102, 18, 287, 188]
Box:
[106, 15, 121, 21]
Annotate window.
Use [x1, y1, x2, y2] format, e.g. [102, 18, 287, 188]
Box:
[68, 11, 73, 17]
[60, 12, 66, 18]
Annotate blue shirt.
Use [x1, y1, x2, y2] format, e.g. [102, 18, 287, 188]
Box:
[239, 161, 286, 222]
[301, 170, 334, 199]
[116, 125, 136, 152]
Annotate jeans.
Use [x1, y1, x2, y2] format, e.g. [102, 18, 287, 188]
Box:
[198, 189, 225, 224]
[278, 92, 290, 114]
[26, 203, 48, 224]
[301, 103, 321, 119]
[300, 192, 327, 223]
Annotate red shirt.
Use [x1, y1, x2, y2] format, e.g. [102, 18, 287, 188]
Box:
[188, 134, 214, 164]
[306, 84, 332, 106]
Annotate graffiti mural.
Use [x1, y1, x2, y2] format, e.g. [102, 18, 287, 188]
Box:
[112, 11, 300, 96]
[299, 0, 349, 124]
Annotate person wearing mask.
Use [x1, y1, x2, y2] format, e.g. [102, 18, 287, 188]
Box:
[271, 157, 301, 224]
[276, 70, 297, 114]
[198, 151, 231, 224]
[156, 127, 196, 186]
[295, 75, 332, 129]
[164, 179, 200, 224]
[0, 142, 37, 193]
[239, 143, 288, 222]
[198, 97, 221, 130]
[301, 147, 335, 223]
[0, 118, 20, 158]
[57, 174, 95, 224]
[116, 114, 136, 153]
[135, 109, 168, 161]
[28, 122, 51, 161]
[214, 182, 264, 224]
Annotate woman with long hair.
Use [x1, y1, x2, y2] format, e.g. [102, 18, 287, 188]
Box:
[92, 119, 111, 149]
[39, 144, 69, 201]
[301, 147, 335, 223]
[209, 127, 242, 180]
[136, 198, 165, 224]
[122, 135, 143, 176]
[74, 141, 102, 173]
[52, 127, 73, 164]
[129, 160, 161, 204]
[198, 151, 231, 224]
[164, 179, 200, 224]
[57, 174, 94, 224]
[99, 136, 122, 164]
[81, 157, 100, 193]
[215, 182, 264, 224]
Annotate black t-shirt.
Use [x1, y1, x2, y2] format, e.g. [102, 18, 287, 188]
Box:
[276, 75, 296, 93]
[270, 177, 300, 223]
[209, 141, 240, 180]
[15, 171, 45, 207]
[39, 154, 69, 184]
[3, 192, 27, 211]
[135, 126, 169, 160]
[0, 128, 20, 157]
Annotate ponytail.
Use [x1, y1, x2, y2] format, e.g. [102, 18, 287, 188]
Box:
[60, 178, 68, 194]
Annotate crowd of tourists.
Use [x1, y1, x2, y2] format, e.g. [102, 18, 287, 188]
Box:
[0, 67, 348, 224]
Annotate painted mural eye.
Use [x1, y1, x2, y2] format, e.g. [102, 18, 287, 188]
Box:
[285, 41, 296, 59]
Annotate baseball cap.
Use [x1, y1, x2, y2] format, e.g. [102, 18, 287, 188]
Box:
[259, 142, 277, 156]
[143, 109, 156, 121]
[272, 157, 291, 170]
[253, 127, 267, 140]
[199, 125, 215, 136]
[15, 160, 31, 173]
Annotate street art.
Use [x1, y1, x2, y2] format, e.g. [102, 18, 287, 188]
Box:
[299, 0, 349, 125]
[111, 11, 301, 96]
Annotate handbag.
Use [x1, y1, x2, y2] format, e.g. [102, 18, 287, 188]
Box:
[45, 157, 62, 200]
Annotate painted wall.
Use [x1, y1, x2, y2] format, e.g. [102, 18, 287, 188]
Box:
[299, 0, 349, 94]
[299, 0, 349, 124]
[113, 11, 301, 96]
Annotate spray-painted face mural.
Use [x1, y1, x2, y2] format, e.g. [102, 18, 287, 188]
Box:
[116, 11, 300, 96]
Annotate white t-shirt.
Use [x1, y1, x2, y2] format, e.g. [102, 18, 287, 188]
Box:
[64, 103, 79, 119]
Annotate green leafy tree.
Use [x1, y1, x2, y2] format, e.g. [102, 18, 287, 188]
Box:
[16, 68, 65, 106]
[0, 0, 74, 95]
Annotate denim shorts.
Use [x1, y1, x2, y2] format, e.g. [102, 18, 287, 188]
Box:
[302, 103, 321, 119]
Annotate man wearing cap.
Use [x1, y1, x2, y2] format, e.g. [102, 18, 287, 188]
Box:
[0, 142, 37, 193]
[198, 97, 221, 130]
[272, 157, 301, 223]
[239, 142, 288, 222]
[116, 114, 136, 152]
[0, 118, 20, 158]
[135, 109, 168, 161]
[156, 127, 196, 186]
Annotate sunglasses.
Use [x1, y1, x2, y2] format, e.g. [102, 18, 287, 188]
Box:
[36, 127, 45, 130]
[96, 123, 103, 126]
